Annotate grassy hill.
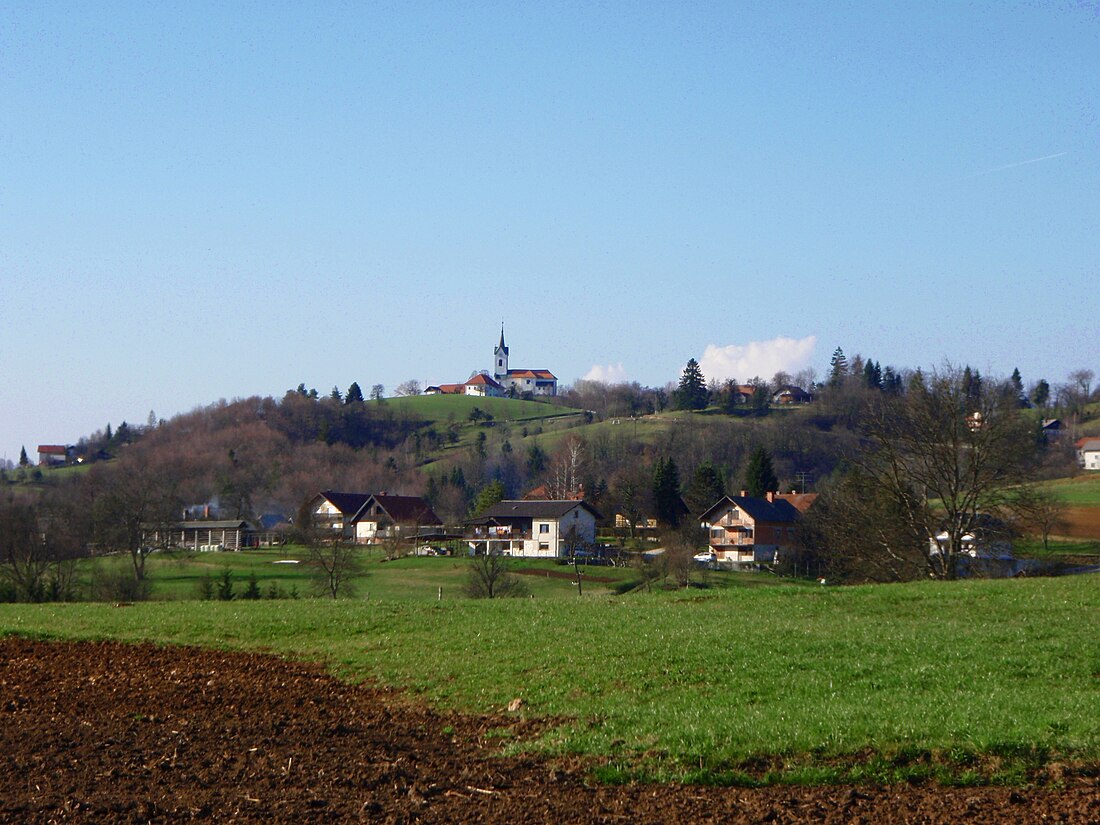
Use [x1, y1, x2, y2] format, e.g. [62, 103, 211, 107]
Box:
[384, 394, 585, 425]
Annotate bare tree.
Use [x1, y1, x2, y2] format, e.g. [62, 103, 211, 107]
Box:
[853, 367, 1036, 579]
[799, 469, 927, 582]
[90, 451, 184, 582]
[545, 435, 585, 499]
[1007, 485, 1068, 554]
[294, 500, 364, 598]
[465, 552, 528, 598]
[394, 379, 422, 397]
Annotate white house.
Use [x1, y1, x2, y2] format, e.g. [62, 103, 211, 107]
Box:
[467, 500, 599, 558]
[1077, 437, 1100, 471]
[309, 490, 441, 545]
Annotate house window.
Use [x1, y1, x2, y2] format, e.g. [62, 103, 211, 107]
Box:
[539, 523, 549, 533]
[538, 542, 549, 552]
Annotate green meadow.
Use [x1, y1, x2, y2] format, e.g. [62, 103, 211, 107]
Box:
[82, 548, 640, 601]
[3, 572, 1097, 785]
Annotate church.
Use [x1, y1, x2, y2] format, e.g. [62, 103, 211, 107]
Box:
[425, 327, 558, 398]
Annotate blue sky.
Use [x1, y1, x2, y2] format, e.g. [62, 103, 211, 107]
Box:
[2, 1, 1098, 462]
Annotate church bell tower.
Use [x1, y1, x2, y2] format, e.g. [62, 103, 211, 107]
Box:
[494, 324, 509, 382]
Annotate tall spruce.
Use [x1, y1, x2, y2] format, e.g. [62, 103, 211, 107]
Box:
[685, 461, 725, 515]
[743, 447, 778, 498]
[674, 358, 708, 411]
[652, 457, 683, 527]
[828, 347, 848, 386]
[345, 382, 364, 404]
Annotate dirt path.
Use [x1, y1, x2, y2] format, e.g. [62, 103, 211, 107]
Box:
[1, 638, 1096, 823]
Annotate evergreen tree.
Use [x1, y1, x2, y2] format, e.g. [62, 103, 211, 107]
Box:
[743, 447, 779, 498]
[685, 461, 725, 515]
[721, 379, 740, 414]
[1010, 368, 1027, 406]
[525, 443, 547, 477]
[652, 457, 683, 527]
[330, 386, 342, 401]
[345, 382, 364, 404]
[18, 446, 29, 467]
[828, 347, 848, 386]
[674, 358, 708, 410]
[471, 479, 506, 516]
[1031, 379, 1050, 409]
[882, 366, 902, 395]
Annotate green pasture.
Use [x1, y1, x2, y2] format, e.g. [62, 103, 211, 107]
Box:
[1042, 473, 1100, 505]
[3, 574, 1097, 785]
[383, 394, 581, 424]
[83, 548, 641, 601]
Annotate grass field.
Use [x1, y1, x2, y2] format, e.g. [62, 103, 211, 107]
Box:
[83, 548, 644, 601]
[1043, 473, 1100, 506]
[3, 574, 1097, 785]
[383, 394, 583, 424]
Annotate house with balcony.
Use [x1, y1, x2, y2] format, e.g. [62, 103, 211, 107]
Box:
[698, 492, 804, 567]
[466, 500, 600, 558]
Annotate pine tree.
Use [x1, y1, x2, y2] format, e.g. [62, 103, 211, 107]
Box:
[1010, 368, 1027, 406]
[828, 347, 848, 386]
[685, 461, 725, 514]
[1031, 379, 1050, 409]
[674, 358, 708, 411]
[345, 382, 364, 404]
[19, 446, 29, 467]
[652, 457, 683, 527]
[743, 447, 778, 498]
[471, 479, 506, 517]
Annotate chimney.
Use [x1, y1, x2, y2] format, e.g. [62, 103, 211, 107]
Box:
[765, 491, 776, 502]
[740, 489, 748, 497]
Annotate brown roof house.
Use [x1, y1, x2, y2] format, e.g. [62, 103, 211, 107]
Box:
[308, 491, 441, 545]
[698, 492, 805, 567]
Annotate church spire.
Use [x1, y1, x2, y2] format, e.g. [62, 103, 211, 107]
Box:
[494, 323, 509, 381]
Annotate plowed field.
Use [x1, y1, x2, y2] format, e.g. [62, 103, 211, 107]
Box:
[1, 638, 1097, 823]
[1065, 506, 1100, 540]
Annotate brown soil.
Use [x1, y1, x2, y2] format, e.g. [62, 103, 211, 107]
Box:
[2, 638, 1097, 824]
[1064, 506, 1100, 540]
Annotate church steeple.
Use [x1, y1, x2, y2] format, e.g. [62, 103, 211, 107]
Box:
[494, 324, 509, 380]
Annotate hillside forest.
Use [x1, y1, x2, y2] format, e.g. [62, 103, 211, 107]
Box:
[2, 353, 1097, 598]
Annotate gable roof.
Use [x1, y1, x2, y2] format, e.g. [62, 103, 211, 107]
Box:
[315, 490, 372, 516]
[699, 495, 802, 525]
[357, 494, 441, 526]
[465, 373, 504, 389]
[775, 492, 818, 513]
[479, 499, 601, 521]
[505, 369, 557, 380]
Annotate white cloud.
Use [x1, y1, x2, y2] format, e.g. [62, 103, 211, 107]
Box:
[583, 363, 629, 384]
[699, 336, 817, 383]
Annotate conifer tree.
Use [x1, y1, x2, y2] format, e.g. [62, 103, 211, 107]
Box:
[685, 461, 725, 515]
[828, 347, 848, 386]
[19, 446, 29, 467]
[1010, 368, 1027, 406]
[652, 457, 683, 527]
[743, 447, 779, 498]
[674, 358, 708, 410]
[345, 382, 364, 404]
